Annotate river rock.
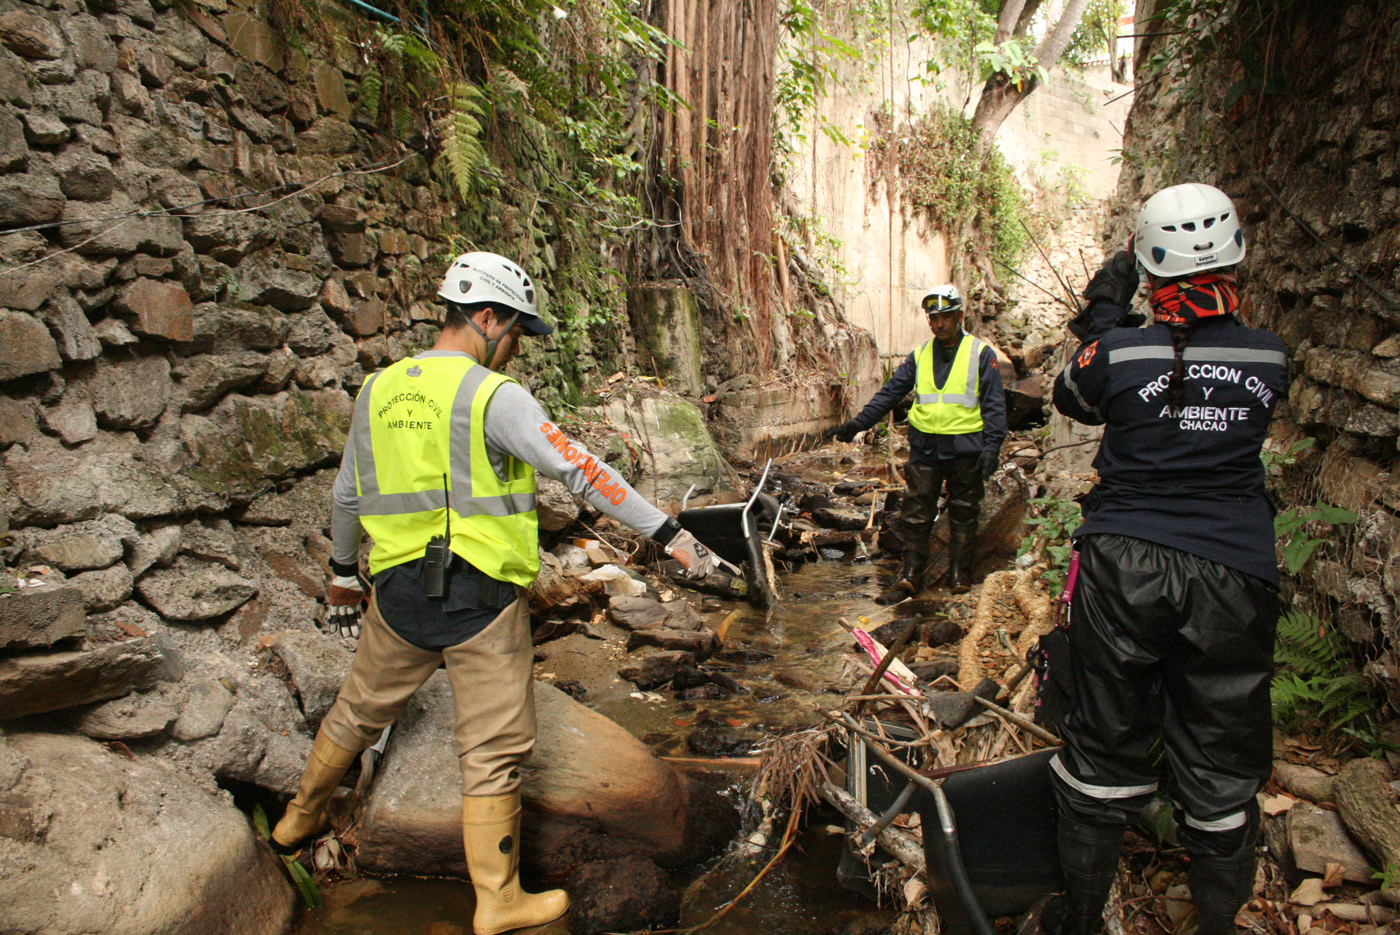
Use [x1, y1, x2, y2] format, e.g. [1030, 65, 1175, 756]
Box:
[22, 524, 116, 580]
[355, 680, 736, 876]
[61, 687, 177, 740]
[0, 731, 294, 935]
[1285, 801, 1373, 883]
[136, 557, 258, 621]
[607, 595, 702, 632]
[127, 523, 182, 577]
[618, 650, 696, 691]
[567, 855, 681, 935]
[536, 475, 580, 532]
[66, 561, 134, 612]
[626, 626, 718, 659]
[0, 636, 163, 719]
[171, 678, 235, 741]
[271, 628, 353, 730]
[0, 581, 85, 650]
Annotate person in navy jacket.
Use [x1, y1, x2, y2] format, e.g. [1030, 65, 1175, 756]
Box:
[825, 285, 1006, 600]
[1045, 184, 1288, 935]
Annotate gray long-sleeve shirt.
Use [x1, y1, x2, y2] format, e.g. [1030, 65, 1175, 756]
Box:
[331, 353, 668, 569]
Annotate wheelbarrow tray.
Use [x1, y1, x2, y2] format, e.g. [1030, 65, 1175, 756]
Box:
[917, 747, 1063, 928]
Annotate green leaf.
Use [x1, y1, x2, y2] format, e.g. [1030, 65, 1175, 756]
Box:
[283, 855, 323, 908]
[1282, 537, 1322, 575]
[253, 803, 271, 839]
[1310, 504, 1358, 525]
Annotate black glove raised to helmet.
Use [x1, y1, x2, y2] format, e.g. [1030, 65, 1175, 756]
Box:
[1069, 251, 1144, 341]
[977, 450, 999, 480]
[1084, 250, 1140, 307]
[823, 421, 861, 443]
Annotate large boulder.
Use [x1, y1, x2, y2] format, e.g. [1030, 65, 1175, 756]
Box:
[0, 731, 294, 935]
[592, 389, 736, 512]
[355, 680, 736, 877]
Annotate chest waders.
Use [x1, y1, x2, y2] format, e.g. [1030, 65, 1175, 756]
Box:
[274, 354, 568, 935]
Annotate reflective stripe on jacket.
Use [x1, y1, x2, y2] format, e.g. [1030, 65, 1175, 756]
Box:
[351, 355, 538, 584]
[908, 334, 985, 434]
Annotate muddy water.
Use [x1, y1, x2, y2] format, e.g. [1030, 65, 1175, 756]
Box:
[592, 560, 901, 756]
[296, 558, 914, 935]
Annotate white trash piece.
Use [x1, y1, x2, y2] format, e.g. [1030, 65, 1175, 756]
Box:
[580, 564, 646, 597]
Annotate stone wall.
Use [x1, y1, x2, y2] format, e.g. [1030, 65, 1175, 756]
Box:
[1115, 0, 1400, 650]
[0, 0, 475, 639]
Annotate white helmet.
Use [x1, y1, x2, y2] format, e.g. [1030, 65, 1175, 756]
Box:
[1134, 183, 1245, 278]
[437, 251, 553, 335]
[920, 284, 962, 314]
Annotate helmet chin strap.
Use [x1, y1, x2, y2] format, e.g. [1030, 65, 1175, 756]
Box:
[466, 310, 521, 369]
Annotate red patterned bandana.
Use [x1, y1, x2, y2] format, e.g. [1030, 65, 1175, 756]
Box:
[1149, 273, 1240, 325]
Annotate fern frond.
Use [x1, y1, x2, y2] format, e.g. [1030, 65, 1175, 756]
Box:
[362, 70, 383, 122]
[401, 33, 443, 72]
[1274, 610, 1341, 678]
[393, 103, 413, 139]
[436, 82, 493, 201]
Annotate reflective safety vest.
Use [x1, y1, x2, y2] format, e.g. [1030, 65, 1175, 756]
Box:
[350, 353, 539, 585]
[907, 334, 985, 435]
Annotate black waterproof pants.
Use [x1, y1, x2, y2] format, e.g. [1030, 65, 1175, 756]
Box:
[1050, 534, 1277, 850]
[903, 457, 982, 543]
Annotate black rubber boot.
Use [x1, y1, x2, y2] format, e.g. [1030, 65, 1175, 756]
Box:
[948, 522, 977, 594]
[1055, 817, 1125, 935]
[1189, 849, 1256, 935]
[877, 550, 927, 604]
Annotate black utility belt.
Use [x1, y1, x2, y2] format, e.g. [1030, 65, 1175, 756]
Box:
[384, 554, 517, 608]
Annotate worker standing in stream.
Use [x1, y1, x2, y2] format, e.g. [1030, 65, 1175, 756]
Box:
[270, 252, 727, 935]
[824, 285, 1005, 600]
[1044, 184, 1288, 935]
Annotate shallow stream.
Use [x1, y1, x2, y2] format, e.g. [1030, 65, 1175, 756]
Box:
[297, 460, 924, 935]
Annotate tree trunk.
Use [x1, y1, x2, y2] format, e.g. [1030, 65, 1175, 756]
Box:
[972, 0, 1093, 149]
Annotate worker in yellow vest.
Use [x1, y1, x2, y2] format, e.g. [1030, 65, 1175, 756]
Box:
[269, 252, 726, 935]
[824, 285, 1006, 600]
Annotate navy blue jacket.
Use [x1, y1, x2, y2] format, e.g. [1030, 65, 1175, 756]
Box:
[1053, 302, 1288, 585]
[847, 335, 1007, 464]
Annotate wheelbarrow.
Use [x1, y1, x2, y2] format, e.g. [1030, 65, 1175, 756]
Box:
[842, 725, 1063, 935]
[674, 459, 782, 608]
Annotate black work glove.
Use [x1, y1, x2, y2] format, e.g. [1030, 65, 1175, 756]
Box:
[1069, 251, 1143, 341]
[1083, 250, 1140, 307]
[823, 421, 860, 443]
[977, 450, 999, 480]
[323, 571, 370, 639]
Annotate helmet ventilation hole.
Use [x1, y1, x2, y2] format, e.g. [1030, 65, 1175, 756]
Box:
[1161, 224, 1177, 232]
[1182, 221, 1197, 232]
[525, 289, 535, 303]
[1203, 217, 1215, 228]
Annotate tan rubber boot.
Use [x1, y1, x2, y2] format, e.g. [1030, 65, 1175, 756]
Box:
[270, 731, 359, 853]
[462, 792, 569, 935]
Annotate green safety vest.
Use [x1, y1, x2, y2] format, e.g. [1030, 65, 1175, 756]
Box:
[350, 353, 539, 585]
[907, 334, 985, 435]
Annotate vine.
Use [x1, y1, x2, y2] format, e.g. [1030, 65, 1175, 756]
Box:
[865, 103, 1030, 279]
